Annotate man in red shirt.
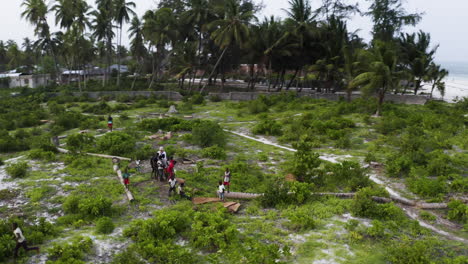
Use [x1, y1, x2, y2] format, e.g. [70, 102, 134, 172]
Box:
[167, 157, 177, 179]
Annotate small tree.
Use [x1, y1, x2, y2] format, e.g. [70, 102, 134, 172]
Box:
[96, 132, 136, 156]
[291, 139, 322, 182]
[66, 133, 95, 153]
[192, 120, 226, 147]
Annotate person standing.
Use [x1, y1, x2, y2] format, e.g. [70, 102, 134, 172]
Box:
[223, 168, 231, 193]
[218, 181, 225, 201]
[168, 177, 177, 197]
[122, 167, 130, 190]
[12, 222, 39, 259]
[107, 115, 113, 132]
[167, 157, 177, 180]
[157, 147, 167, 167]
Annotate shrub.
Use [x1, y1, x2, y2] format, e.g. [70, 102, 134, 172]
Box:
[252, 119, 283, 136]
[283, 206, 316, 231]
[260, 178, 290, 207]
[66, 133, 95, 153]
[407, 176, 447, 198]
[63, 195, 113, 219]
[201, 145, 226, 160]
[248, 100, 269, 114]
[192, 120, 226, 147]
[96, 217, 115, 234]
[447, 199, 468, 224]
[386, 238, 439, 264]
[47, 236, 93, 264]
[322, 161, 371, 191]
[209, 94, 222, 102]
[190, 93, 205, 105]
[419, 211, 436, 222]
[96, 132, 136, 156]
[6, 162, 29, 178]
[28, 149, 56, 161]
[290, 140, 321, 182]
[138, 117, 194, 132]
[190, 208, 238, 251]
[0, 158, 3, 166]
[351, 187, 405, 221]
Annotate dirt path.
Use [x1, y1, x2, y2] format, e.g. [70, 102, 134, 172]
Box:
[225, 130, 467, 243]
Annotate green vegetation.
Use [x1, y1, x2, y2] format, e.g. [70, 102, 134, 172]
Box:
[6, 162, 29, 178]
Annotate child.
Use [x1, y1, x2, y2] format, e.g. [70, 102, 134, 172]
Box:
[168, 177, 177, 197]
[178, 182, 191, 200]
[223, 168, 231, 193]
[107, 115, 113, 132]
[218, 181, 225, 201]
[12, 222, 39, 259]
[122, 167, 130, 190]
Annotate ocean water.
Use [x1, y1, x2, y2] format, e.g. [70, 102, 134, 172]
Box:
[423, 61, 468, 102]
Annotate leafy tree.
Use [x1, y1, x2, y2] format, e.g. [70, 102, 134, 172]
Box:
[96, 131, 136, 156]
[191, 120, 226, 147]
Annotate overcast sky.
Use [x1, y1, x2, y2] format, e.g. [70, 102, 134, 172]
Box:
[1, 0, 467, 63]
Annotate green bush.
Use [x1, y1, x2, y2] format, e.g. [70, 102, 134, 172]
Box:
[6, 162, 29, 178]
[407, 176, 447, 198]
[283, 206, 316, 231]
[386, 238, 439, 264]
[63, 195, 113, 219]
[28, 149, 56, 161]
[252, 119, 283, 136]
[201, 145, 226, 160]
[419, 211, 436, 222]
[351, 187, 405, 221]
[66, 133, 95, 153]
[138, 117, 195, 132]
[96, 132, 136, 156]
[47, 236, 93, 264]
[192, 120, 226, 147]
[96, 217, 115, 234]
[447, 199, 468, 224]
[190, 207, 238, 251]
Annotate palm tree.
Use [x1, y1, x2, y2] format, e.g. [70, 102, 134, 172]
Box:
[427, 63, 448, 99]
[399, 31, 438, 95]
[182, 0, 211, 83]
[200, 0, 255, 92]
[21, 0, 60, 78]
[114, 0, 136, 87]
[91, 0, 115, 85]
[142, 8, 178, 89]
[351, 41, 401, 116]
[128, 16, 147, 90]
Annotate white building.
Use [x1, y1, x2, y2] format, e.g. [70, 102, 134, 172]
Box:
[0, 72, 51, 88]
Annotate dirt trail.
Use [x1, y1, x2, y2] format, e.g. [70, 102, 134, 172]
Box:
[226, 130, 467, 244]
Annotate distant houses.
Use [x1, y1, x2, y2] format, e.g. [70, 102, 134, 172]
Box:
[0, 64, 129, 88]
[0, 70, 51, 88]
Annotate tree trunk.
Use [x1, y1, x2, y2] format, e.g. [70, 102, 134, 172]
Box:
[267, 58, 272, 92]
[376, 89, 385, 116]
[286, 67, 299, 90]
[430, 83, 436, 98]
[117, 24, 122, 88]
[414, 78, 422, 95]
[148, 52, 156, 90]
[200, 47, 228, 93]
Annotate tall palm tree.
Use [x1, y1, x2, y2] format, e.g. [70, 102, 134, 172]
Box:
[200, 0, 255, 92]
[128, 16, 147, 90]
[142, 8, 178, 89]
[182, 0, 212, 82]
[351, 41, 401, 116]
[91, 0, 115, 85]
[21, 0, 60, 78]
[114, 0, 136, 87]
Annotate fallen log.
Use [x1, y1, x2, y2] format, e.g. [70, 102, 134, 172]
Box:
[57, 147, 131, 161]
[113, 165, 134, 201]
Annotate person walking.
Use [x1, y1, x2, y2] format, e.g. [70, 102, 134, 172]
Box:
[122, 167, 130, 190]
[218, 181, 225, 201]
[223, 168, 231, 193]
[168, 177, 177, 197]
[107, 115, 113, 132]
[12, 222, 39, 259]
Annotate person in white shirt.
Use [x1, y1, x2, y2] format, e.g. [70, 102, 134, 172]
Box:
[218, 181, 225, 201]
[157, 147, 167, 167]
[12, 222, 39, 259]
[223, 168, 231, 193]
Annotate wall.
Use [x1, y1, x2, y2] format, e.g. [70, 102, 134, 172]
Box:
[208, 91, 429, 105]
[48, 91, 184, 100]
